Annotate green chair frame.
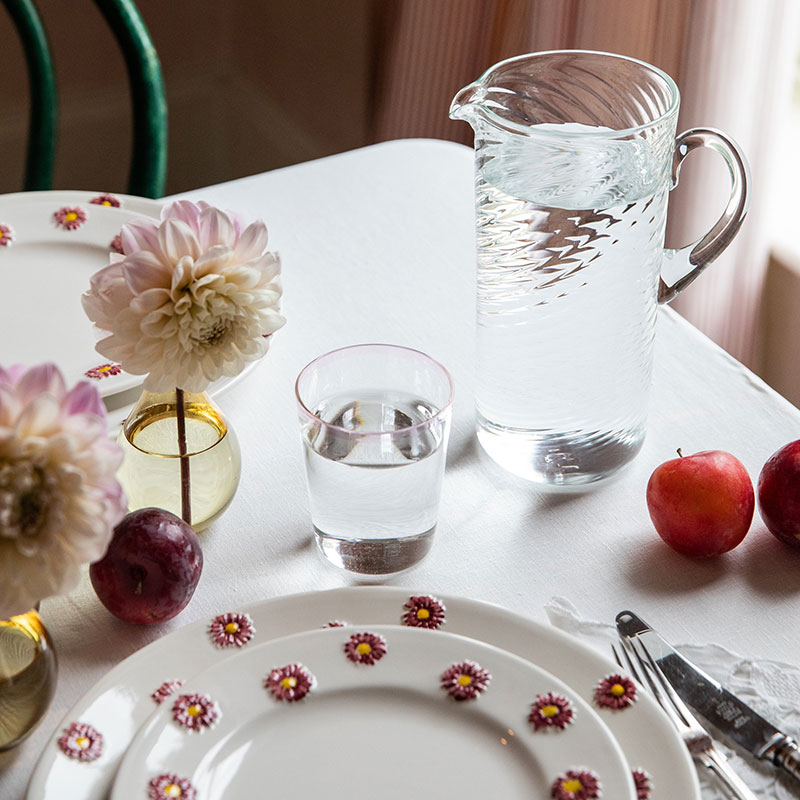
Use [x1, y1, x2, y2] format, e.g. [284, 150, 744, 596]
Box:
[3, 0, 167, 198]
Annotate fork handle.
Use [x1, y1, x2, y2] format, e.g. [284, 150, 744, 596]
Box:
[702, 749, 759, 800]
[774, 739, 800, 783]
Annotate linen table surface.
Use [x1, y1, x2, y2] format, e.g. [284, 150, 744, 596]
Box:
[2, 139, 799, 798]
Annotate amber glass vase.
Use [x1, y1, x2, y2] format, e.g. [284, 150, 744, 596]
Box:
[116, 389, 241, 530]
[0, 609, 57, 751]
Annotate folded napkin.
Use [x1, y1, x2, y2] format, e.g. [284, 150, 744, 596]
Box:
[544, 597, 800, 800]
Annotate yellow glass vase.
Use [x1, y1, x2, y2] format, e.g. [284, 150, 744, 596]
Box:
[0, 609, 57, 751]
[116, 389, 242, 531]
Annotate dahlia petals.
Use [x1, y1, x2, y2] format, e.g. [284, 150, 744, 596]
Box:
[233, 221, 268, 262]
[123, 255, 170, 295]
[161, 199, 202, 232]
[16, 363, 66, 405]
[130, 287, 171, 316]
[193, 245, 233, 275]
[159, 219, 201, 263]
[62, 382, 106, 419]
[0, 362, 124, 617]
[253, 251, 282, 282]
[199, 207, 236, 250]
[120, 218, 160, 256]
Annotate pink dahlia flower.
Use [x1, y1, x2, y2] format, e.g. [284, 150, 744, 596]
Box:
[0, 363, 126, 617]
[82, 200, 285, 393]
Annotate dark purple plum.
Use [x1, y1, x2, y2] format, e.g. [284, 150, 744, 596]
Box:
[758, 439, 800, 549]
[90, 508, 203, 624]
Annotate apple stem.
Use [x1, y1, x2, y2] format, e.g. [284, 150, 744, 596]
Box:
[176, 388, 192, 526]
[677, 448, 683, 458]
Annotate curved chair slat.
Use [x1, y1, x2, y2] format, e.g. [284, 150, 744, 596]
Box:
[3, 0, 57, 191]
[92, 0, 168, 198]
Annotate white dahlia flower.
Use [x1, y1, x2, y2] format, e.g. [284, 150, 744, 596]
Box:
[82, 200, 285, 393]
[0, 363, 126, 617]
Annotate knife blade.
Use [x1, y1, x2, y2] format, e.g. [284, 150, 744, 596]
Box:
[616, 610, 800, 783]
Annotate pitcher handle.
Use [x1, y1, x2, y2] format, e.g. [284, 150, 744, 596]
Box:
[658, 128, 750, 304]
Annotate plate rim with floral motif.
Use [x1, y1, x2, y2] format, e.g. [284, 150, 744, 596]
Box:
[110, 625, 635, 800]
[25, 587, 699, 800]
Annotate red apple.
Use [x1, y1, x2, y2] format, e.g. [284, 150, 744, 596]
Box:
[757, 439, 800, 549]
[646, 450, 754, 557]
[90, 508, 203, 624]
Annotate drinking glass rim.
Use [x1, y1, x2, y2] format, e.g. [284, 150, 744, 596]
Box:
[295, 343, 455, 435]
[469, 49, 681, 140]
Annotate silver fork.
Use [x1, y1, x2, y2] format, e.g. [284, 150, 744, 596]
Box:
[613, 637, 758, 800]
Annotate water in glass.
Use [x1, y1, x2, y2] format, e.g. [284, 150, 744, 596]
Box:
[302, 389, 448, 575]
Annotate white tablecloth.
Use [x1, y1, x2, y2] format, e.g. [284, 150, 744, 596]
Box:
[4, 139, 800, 797]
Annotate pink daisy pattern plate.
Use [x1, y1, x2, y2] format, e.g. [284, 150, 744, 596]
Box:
[1, 190, 270, 414]
[440, 659, 492, 701]
[90, 193, 121, 208]
[402, 594, 446, 629]
[264, 663, 315, 702]
[85, 362, 122, 380]
[171, 693, 219, 732]
[53, 205, 88, 230]
[550, 768, 602, 799]
[151, 680, 183, 706]
[148, 774, 196, 800]
[99, 621, 643, 800]
[632, 769, 652, 800]
[0, 223, 14, 247]
[57, 721, 103, 762]
[529, 692, 575, 731]
[343, 631, 387, 665]
[593, 673, 637, 710]
[208, 612, 255, 648]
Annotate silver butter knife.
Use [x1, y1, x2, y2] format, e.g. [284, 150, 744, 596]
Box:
[616, 610, 800, 783]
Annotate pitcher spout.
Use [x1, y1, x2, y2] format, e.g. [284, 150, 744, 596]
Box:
[449, 82, 484, 124]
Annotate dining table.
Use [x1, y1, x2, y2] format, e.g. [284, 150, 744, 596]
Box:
[3, 138, 800, 799]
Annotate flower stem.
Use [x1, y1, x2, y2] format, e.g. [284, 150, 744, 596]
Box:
[175, 388, 192, 526]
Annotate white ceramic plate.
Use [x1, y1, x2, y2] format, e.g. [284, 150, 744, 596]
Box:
[26, 587, 700, 800]
[111, 625, 635, 800]
[0, 190, 260, 424]
[0, 190, 161, 396]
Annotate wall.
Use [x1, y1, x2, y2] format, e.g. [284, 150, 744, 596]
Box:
[0, 0, 374, 195]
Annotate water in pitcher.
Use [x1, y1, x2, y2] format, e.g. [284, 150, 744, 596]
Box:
[474, 126, 667, 486]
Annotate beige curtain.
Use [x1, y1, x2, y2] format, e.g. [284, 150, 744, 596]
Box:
[370, 0, 798, 370]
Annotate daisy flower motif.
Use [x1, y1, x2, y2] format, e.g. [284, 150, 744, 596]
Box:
[82, 199, 285, 393]
[208, 611, 255, 648]
[528, 692, 575, 731]
[551, 769, 602, 800]
[593, 673, 637, 710]
[344, 631, 387, 665]
[632, 769, 652, 800]
[402, 595, 446, 630]
[0, 223, 14, 247]
[110, 234, 124, 254]
[324, 620, 346, 628]
[85, 362, 122, 380]
[440, 660, 491, 701]
[57, 721, 103, 762]
[264, 663, 315, 702]
[151, 679, 183, 705]
[90, 193, 121, 208]
[171, 693, 219, 732]
[148, 773, 196, 800]
[53, 206, 87, 230]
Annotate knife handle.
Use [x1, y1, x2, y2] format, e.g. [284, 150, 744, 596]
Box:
[774, 739, 800, 783]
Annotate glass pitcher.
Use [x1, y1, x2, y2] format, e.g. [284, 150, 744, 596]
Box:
[450, 50, 749, 488]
